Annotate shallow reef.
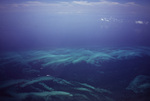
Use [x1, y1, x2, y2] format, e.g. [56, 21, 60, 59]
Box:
[0, 46, 150, 101]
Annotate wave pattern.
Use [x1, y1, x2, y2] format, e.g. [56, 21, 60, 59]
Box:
[1, 46, 150, 68]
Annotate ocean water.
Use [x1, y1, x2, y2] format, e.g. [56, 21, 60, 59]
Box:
[1, 6, 150, 101]
[0, 46, 150, 101]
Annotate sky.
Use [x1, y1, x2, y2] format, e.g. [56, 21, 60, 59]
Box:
[0, 0, 150, 15]
[0, 0, 150, 50]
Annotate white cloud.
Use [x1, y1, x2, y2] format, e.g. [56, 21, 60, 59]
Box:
[100, 17, 124, 23]
[135, 21, 144, 24]
[0, 1, 139, 9]
[72, 1, 92, 6]
[0, 0, 148, 15]
[100, 18, 110, 22]
[135, 20, 149, 24]
[72, 1, 120, 6]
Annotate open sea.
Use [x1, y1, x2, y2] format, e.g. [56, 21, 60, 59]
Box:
[0, 2, 150, 100]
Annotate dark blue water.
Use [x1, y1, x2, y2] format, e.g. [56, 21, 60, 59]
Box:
[0, 46, 150, 101]
[1, 4, 150, 100]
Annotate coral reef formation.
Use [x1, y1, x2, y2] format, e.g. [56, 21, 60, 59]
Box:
[0, 76, 112, 101]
